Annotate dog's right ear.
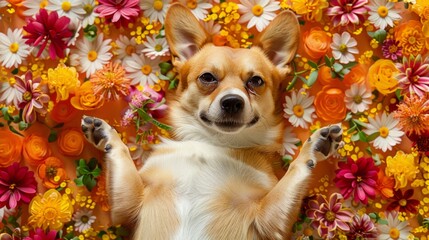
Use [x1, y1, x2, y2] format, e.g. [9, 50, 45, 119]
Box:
[165, 3, 210, 68]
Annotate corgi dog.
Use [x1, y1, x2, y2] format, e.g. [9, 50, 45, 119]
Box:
[81, 4, 343, 240]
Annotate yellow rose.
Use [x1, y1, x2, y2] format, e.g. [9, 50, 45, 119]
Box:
[367, 59, 398, 95]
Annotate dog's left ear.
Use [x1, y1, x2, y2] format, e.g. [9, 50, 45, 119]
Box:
[253, 11, 300, 74]
[165, 3, 210, 68]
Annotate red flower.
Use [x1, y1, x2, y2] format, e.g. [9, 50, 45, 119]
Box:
[0, 163, 37, 209]
[23, 9, 73, 59]
[23, 228, 57, 240]
[387, 189, 420, 214]
[334, 157, 379, 205]
[96, 0, 141, 28]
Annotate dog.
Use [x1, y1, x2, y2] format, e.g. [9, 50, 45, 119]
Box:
[81, 4, 343, 239]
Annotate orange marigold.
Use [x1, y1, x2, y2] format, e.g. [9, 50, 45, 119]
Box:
[37, 156, 67, 188]
[394, 20, 426, 57]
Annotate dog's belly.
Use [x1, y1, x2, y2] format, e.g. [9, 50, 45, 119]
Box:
[136, 140, 275, 240]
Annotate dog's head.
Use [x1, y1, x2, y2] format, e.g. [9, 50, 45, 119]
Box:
[165, 4, 299, 148]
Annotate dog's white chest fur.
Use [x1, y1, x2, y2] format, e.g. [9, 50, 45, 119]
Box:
[139, 140, 275, 239]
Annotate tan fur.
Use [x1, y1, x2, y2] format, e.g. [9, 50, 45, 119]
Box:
[81, 4, 343, 240]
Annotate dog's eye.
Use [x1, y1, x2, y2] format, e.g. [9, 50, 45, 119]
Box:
[246, 76, 264, 89]
[198, 73, 218, 84]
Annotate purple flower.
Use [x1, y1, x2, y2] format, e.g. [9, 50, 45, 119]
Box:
[0, 163, 37, 209]
[334, 157, 379, 205]
[307, 193, 354, 239]
[382, 39, 402, 61]
[326, 0, 368, 27]
[23, 9, 73, 59]
[347, 214, 378, 239]
[14, 71, 50, 124]
[396, 54, 429, 97]
[96, 0, 141, 28]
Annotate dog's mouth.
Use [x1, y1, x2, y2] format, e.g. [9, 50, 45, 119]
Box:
[199, 112, 259, 132]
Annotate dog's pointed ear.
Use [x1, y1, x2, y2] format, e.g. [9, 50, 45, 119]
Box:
[165, 3, 210, 68]
[253, 10, 300, 73]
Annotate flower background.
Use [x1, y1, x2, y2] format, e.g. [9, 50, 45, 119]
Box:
[0, 0, 429, 239]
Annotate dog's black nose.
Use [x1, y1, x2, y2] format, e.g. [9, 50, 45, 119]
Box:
[220, 94, 244, 114]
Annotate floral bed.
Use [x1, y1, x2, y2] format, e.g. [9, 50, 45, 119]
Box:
[0, 0, 429, 239]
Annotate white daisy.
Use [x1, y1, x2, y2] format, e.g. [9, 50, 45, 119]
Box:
[178, 0, 212, 20]
[115, 35, 144, 61]
[0, 206, 15, 221]
[282, 126, 300, 156]
[142, 36, 170, 60]
[283, 88, 315, 129]
[331, 32, 359, 64]
[22, 0, 49, 16]
[377, 211, 411, 240]
[363, 112, 404, 152]
[344, 83, 372, 113]
[0, 77, 23, 107]
[69, 33, 112, 78]
[0, 0, 8, 8]
[81, 0, 98, 27]
[73, 209, 96, 233]
[368, 0, 401, 30]
[0, 28, 30, 69]
[124, 53, 161, 86]
[238, 0, 280, 32]
[140, 0, 171, 24]
[45, 0, 86, 26]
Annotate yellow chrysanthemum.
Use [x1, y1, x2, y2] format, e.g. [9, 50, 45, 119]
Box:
[28, 189, 73, 230]
[385, 151, 419, 189]
[47, 64, 81, 102]
[290, 0, 329, 22]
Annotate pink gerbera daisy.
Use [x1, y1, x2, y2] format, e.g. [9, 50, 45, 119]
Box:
[23, 9, 73, 59]
[95, 0, 141, 28]
[0, 163, 37, 209]
[396, 54, 429, 97]
[326, 0, 368, 27]
[334, 157, 379, 205]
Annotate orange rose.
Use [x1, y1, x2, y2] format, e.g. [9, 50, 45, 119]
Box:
[317, 66, 340, 86]
[50, 100, 78, 123]
[342, 64, 368, 88]
[70, 81, 104, 110]
[367, 59, 398, 95]
[0, 130, 23, 167]
[314, 85, 347, 123]
[57, 128, 84, 156]
[303, 27, 331, 60]
[37, 156, 67, 188]
[23, 134, 51, 166]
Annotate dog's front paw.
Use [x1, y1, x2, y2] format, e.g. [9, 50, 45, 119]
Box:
[81, 116, 116, 153]
[304, 124, 343, 167]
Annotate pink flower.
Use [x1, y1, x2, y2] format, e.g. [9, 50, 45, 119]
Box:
[396, 54, 429, 97]
[382, 39, 402, 61]
[96, 0, 141, 28]
[346, 214, 378, 239]
[23, 228, 57, 240]
[307, 193, 354, 239]
[14, 71, 50, 124]
[0, 163, 37, 209]
[23, 9, 73, 59]
[326, 0, 368, 27]
[334, 157, 379, 205]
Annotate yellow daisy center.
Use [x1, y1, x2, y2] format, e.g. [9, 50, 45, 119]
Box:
[125, 45, 136, 56]
[87, 50, 98, 62]
[81, 215, 90, 223]
[83, 3, 94, 14]
[377, 6, 389, 18]
[399, 199, 407, 207]
[353, 95, 362, 104]
[9, 183, 16, 190]
[293, 104, 304, 117]
[141, 65, 152, 75]
[379, 126, 389, 138]
[186, 0, 197, 9]
[339, 44, 348, 53]
[9, 42, 19, 53]
[8, 77, 16, 86]
[40, 0, 48, 9]
[153, 0, 164, 11]
[252, 4, 264, 17]
[23, 91, 32, 101]
[154, 44, 163, 52]
[389, 45, 398, 53]
[324, 210, 336, 222]
[389, 227, 400, 239]
[61, 1, 72, 12]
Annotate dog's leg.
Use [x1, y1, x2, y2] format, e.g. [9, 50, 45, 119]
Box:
[254, 124, 343, 239]
[81, 116, 144, 224]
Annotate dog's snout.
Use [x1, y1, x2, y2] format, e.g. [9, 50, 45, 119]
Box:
[220, 94, 244, 114]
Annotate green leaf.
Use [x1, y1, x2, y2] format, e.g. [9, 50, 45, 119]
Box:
[343, 61, 358, 69]
[54, 122, 65, 128]
[395, 89, 403, 101]
[158, 74, 170, 81]
[11, 68, 19, 75]
[358, 131, 367, 142]
[307, 70, 318, 87]
[168, 79, 178, 90]
[2, 108, 11, 121]
[9, 125, 24, 136]
[0, 122, 4, 127]
[333, 63, 343, 73]
[373, 29, 387, 43]
[74, 176, 84, 186]
[351, 133, 360, 142]
[286, 75, 298, 91]
[92, 167, 101, 177]
[12, 115, 20, 123]
[366, 132, 380, 142]
[368, 213, 377, 219]
[48, 130, 58, 142]
[88, 158, 98, 170]
[324, 56, 333, 67]
[18, 121, 29, 131]
[307, 60, 318, 69]
[159, 62, 173, 75]
[83, 175, 97, 191]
